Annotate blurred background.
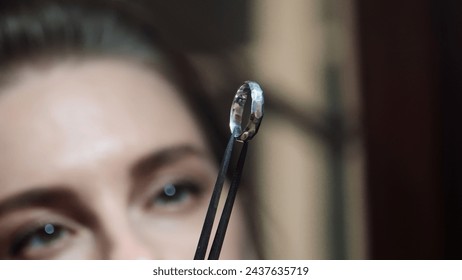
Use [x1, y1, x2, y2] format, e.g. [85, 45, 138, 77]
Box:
[140, 0, 462, 259]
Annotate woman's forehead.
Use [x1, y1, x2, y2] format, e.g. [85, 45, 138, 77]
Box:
[0, 58, 209, 192]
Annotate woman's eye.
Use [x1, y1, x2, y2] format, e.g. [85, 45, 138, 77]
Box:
[10, 223, 69, 258]
[150, 181, 203, 210]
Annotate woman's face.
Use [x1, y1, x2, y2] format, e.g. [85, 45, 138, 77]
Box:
[0, 58, 245, 259]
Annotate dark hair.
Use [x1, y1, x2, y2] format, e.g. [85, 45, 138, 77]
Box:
[0, 0, 262, 258]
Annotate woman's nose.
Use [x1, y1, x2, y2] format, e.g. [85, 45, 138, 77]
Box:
[105, 230, 155, 260]
[98, 215, 158, 260]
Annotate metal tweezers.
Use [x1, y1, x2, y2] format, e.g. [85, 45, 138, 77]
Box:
[194, 81, 264, 260]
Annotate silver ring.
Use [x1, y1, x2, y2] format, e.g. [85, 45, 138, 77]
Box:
[229, 81, 264, 142]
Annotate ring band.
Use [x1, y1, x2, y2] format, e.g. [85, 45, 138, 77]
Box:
[229, 81, 264, 142]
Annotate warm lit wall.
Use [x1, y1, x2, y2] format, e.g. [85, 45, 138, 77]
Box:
[245, 0, 366, 259]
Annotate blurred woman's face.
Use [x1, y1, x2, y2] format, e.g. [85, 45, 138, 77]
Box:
[0, 58, 244, 259]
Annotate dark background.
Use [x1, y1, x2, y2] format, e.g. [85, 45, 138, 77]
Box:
[357, 0, 462, 259]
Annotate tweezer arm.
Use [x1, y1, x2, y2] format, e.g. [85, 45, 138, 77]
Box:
[194, 134, 235, 260]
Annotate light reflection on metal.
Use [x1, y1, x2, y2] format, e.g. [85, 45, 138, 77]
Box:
[229, 81, 264, 142]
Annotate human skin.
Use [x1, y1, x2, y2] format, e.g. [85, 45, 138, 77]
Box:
[0, 58, 244, 259]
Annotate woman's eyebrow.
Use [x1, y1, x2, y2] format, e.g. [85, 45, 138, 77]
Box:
[0, 146, 209, 216]
[130, 145, 209, 179]
[0, 188, 75, 216]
